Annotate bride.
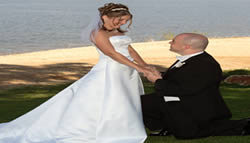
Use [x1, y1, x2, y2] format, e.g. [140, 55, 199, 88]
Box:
[0, 2, 150, 143]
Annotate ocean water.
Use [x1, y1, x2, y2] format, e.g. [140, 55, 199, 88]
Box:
[0, 0, 250, 55]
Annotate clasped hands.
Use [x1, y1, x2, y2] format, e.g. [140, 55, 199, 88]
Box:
[139, 65, 162, 83]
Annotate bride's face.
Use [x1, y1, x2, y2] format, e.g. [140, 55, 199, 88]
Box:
[103, 15, 131, 30]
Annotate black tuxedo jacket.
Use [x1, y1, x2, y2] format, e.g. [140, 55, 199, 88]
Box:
[154, 52, 232, 122]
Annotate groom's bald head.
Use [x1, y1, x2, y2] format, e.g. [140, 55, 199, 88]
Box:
[178, 33, 209, 51]
[169, 33, 209, 55]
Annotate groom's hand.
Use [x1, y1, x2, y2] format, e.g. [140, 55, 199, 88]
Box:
[145, 69, 162, 83]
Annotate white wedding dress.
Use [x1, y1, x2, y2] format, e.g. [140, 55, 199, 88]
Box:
[0, 35, 147, 143]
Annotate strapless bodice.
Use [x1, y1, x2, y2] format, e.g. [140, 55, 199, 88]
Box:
[96, 35, 133, 61]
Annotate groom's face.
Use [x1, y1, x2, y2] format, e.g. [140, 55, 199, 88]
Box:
[169, 36, 185, 54]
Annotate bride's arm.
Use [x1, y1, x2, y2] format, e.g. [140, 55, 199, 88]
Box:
[128, 45, 148, 66]
[94, 30, 147, 73]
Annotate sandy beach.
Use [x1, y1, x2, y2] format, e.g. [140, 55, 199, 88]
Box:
[1, 37, 250, 89]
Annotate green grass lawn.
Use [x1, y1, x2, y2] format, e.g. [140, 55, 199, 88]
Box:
[0, 70, 250, 142]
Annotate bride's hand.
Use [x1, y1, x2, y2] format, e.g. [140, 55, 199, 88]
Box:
[144, 65, 157, 71]
[143, 65, 161, 77]
[136, 65, 152, 77]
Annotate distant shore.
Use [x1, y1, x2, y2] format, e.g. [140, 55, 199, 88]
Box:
[1, 37, 250, 89]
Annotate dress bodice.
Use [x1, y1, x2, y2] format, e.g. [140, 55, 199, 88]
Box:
[96, 35, 133, 61]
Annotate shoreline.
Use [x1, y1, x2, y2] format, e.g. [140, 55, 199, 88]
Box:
[1, 37, 250, 89]
[1, 37, 250, 67]
[1, 36, 250, 57]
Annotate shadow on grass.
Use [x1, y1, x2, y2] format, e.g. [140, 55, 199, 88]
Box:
[0, 63, 169, 90]
[0, 63, 92, 89]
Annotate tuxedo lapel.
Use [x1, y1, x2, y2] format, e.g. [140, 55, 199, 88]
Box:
[168, 60, 180, 70]
[162, 60, 179, 78]
[162, 52, 207, 78]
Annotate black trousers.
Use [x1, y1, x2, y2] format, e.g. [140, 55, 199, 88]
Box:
[141, 94, 247, 139]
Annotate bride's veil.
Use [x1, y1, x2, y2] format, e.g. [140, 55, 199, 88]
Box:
[81, 11, 103, 45]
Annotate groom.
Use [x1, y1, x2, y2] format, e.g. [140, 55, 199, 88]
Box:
[141, 33, 250, 139]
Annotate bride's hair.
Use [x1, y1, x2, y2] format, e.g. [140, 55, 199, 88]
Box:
[98, 3, 133, 33]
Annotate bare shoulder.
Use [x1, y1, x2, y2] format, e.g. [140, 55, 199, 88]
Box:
[93, 29, 114, 52]
[94, 30, 109, 42]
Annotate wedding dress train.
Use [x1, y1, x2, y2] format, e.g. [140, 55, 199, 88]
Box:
[0, 35, 147, 143]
